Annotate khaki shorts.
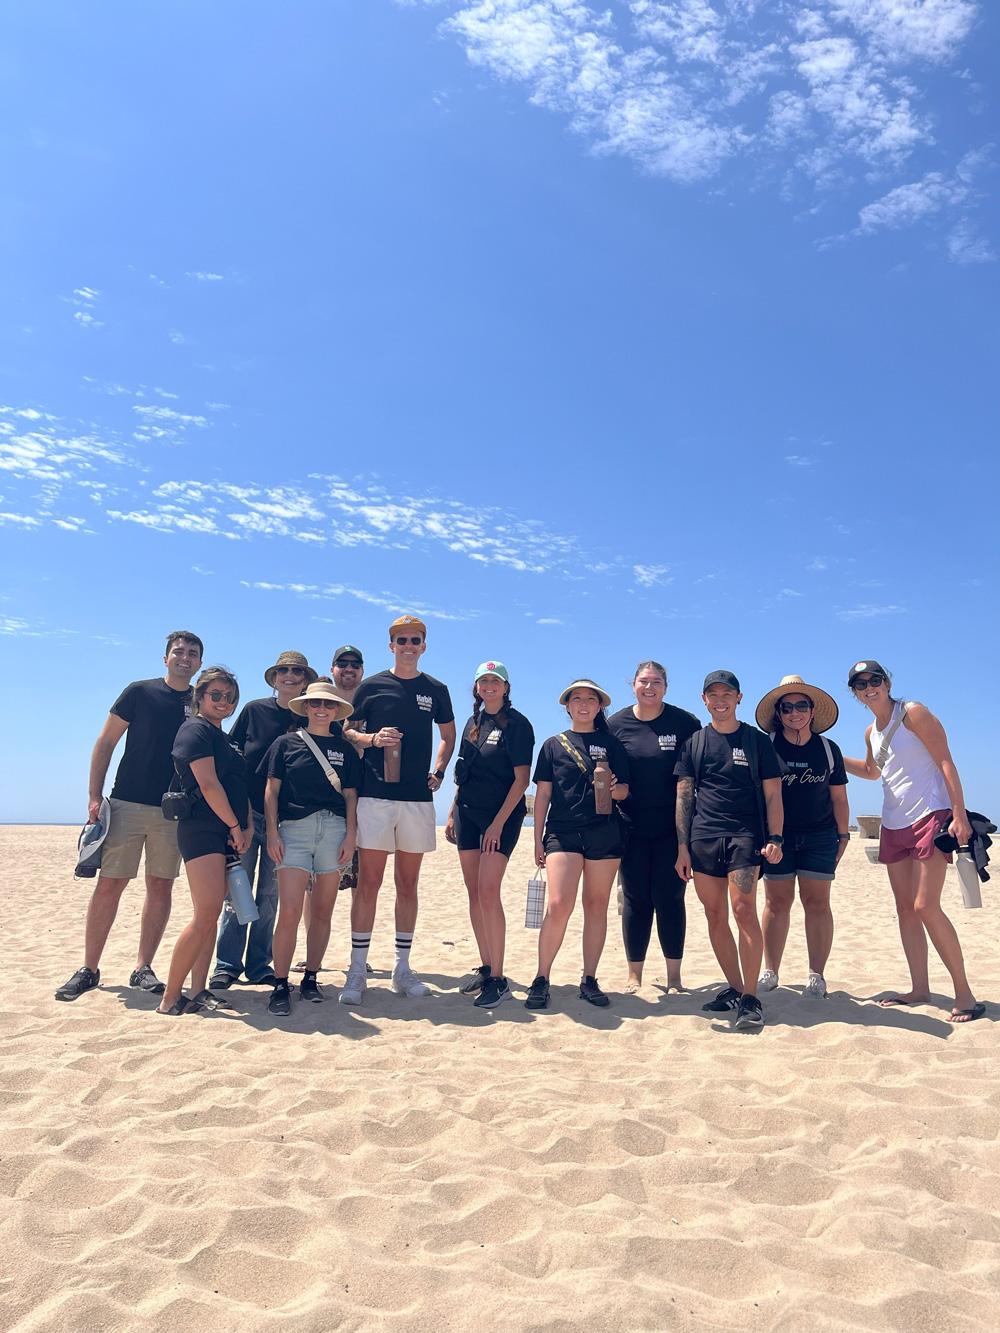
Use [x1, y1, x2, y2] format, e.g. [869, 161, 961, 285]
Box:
[357, 798, 436, 854]
[101, 798, 182, 880]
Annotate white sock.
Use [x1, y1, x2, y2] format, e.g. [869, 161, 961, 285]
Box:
[351, 933, 371, 969]
[394, 932, 414, 972]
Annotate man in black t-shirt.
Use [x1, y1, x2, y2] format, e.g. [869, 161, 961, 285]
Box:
[674, 671, 784, 1031]
[341, 615, 455, 1004]
[55, 630, 204, 1002]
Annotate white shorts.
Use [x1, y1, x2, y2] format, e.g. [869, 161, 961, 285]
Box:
[357, 798, 436, 854]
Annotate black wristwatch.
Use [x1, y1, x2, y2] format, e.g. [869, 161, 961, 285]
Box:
[768, 834, 784, 846]
[433, 768, 445, 781]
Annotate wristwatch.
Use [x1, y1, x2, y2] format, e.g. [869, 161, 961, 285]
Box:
[433, 768, 445, 781]
[837, 833, 851, 841]
[768, 834, 784, 846]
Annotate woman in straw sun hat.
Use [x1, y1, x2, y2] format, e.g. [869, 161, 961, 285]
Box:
[753, 674, 850, 1000]
[262, 681, 362, 1017]
[526, 679, 630, 1011]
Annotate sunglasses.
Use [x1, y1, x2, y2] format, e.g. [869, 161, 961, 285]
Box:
[335, 659, 362, 669]
[304, 698, 335, 709]
[393, 635, 423, 646]
[778, 700, 813, 714]
[275, 665, 305, 675]
[852, 674, 885, 690]
[206, 690, 234, 703]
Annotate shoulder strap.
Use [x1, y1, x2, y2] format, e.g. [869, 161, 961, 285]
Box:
[691, 728, 707, 784]
[557, 732, 592, 775]
[298, 729, 343, 794]
[820, 735, 834, 775]
[873, 701, 909, 772]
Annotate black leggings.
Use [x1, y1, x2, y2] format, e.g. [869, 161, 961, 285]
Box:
[620, 833, 686, 961]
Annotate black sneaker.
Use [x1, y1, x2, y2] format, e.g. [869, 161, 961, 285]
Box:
[300, 971, 324, 1003]
[209, 970, 237, 990]
[525, 975, 550, 1010]
[735, 994, 765, 1030]
[474, 976, 513, 1008]
[701, 986, 742, 1012]
[459, 964, 490, 995]
[55, 966, 100, 1001]
[129, 965, 165, 994]
[268, 981, 291, 1017]
[580, 975, 610, 1007]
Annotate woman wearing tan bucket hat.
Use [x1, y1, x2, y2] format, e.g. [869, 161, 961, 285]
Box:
[753, 675, 850, 999]
[210, 650, 317, 991]
[263, 681, 362, 1017]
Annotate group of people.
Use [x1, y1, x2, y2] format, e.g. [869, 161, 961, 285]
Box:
[55, 621, 985, 1030]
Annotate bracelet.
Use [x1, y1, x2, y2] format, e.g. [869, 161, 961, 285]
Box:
[768, 834, 784, 846]
[433, 768, 445, 781]
[837, 833, 851, 841]
[228, 823, 239, 832]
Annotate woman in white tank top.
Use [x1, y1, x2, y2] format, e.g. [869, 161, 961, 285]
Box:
[843, 661, 982, 1022]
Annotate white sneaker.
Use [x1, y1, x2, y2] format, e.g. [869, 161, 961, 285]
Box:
[391, 966, 431, 998]
[759, 969, 779, 992]
[805, 973, 827, 998]
[339, 962, 367, 1005]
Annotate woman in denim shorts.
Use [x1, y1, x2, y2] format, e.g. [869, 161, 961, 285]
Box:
[264, 681, 362, 1016]
[754, 675, 850, 1000]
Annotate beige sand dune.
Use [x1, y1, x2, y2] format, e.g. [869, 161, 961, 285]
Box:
[2, 826, 999, 1332]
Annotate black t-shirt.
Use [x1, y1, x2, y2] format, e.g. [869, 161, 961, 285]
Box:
[772, 731, 847, 834]
[350, 670, 455, 803]
[674, 724, 784, 841]
[455, 707, 535, 821]
[608, 704, 700, 836]
[230, 697, 298, 813]
[532, 730, 631, 832]
[108, 678, 195, 807]
[265, 727, 363, 821]
[171, 716, 249, 828]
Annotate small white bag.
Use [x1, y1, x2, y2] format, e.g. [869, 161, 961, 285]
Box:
[525, 868, 546, 929]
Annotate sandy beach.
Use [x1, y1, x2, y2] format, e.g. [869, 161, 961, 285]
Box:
[3, 824, 999, 1332]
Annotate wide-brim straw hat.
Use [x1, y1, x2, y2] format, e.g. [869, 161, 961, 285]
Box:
[755, 674, 838, 734]
[264, 650, 318, 688]
[559, 678, 611, 709]
[288, 681, 353, 721]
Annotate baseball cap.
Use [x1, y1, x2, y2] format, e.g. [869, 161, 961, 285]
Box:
[474, 660, 509, 684]
[332, 644, 364, 664]
[388, 614, 427, 638]
[703, 670, 740, 692]
[75, 797, 112, 879]
[847, 659, 889, 686]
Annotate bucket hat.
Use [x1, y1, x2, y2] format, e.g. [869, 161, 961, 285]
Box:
[264, 650, 317, 688]
[559, 678, 611, 709]
[755, 674, 839, 734]
[74, 797, 112, 879]
[287, 680, 353, 721]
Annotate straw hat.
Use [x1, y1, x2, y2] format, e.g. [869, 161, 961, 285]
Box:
[264, 650, 318, 688]
[755, 674, 838, 735]
[559, 678, 611, 708]
[287, 680, 353, 721]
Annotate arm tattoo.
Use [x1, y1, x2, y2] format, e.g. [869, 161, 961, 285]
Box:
[676, 778, 694, 844]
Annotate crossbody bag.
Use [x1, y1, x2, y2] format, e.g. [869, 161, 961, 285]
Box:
[298, 729, 343, 794]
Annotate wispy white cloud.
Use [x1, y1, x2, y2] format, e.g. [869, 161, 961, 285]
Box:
[168, 329, 187, 345]
[0, 510, 41, 527]
[246, 580, 478, 622]
[785, 454, 817, 466]
[74, 310, 104, 330]
[536, 616, 564, 625]
[837, 601, 907, 619]
[186, 271, 225, 281]
[633, 562, 671, 587]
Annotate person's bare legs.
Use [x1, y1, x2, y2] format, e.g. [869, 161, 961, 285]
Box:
[352, 849, 388, 934]
[158, 856, 226, 1009]
[729, 866, 763, 997]
[304, 873, 340, 971]
[272, 869, 310, 977]
[393, 851, 423, 934]
[82, 875, 130, 971]
[191, 927, 215, 997]
[135, 875, 173, 970]
[798, 877, 834, 977]
[475, 851, 509, 976]
[761, 881, 794, 976]
[537, 852, 582, 978]
[880, 858, 930, 1005]
[458, 849, 491, 966]
[580, 858, 618, 977]
[912, 853, 977, 1017]
[694, 874, 743, 992]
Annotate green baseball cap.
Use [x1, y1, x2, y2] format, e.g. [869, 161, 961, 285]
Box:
[474, 660, 509, 683]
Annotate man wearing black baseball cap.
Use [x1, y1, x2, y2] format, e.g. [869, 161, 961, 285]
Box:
[674, 670, 785, 1030]
[331, 645, 364, 707]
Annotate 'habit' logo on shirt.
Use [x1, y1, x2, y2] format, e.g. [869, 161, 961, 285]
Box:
[416, 694, 433, 712]
[325, 750, 344, 765]
[486, 730, 501, 745]
[658, 734, 677, 751]
[588, 745, 608, 760]
[732, 747, 749, 767]
[184, 703, 195, 717]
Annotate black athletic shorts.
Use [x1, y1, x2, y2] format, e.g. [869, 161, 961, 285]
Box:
[177, 816, 229, 863]
[544, 819, 622, 861]
[763, 830, 839, 882]
[454, 804, 525, 859]
[690, 836, 761, 878]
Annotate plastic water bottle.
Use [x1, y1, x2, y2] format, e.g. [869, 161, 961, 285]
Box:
[956, 848, 983, 909]
[225, 856, 259, 925]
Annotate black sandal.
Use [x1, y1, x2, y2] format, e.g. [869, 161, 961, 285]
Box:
[189, 989, 234, 1012]
[157, 996, 189, 1016]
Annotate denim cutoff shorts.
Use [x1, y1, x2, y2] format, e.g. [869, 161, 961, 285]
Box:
[278, 810, 350, 875]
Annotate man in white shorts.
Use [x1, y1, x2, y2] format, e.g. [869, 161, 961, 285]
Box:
[341, 615, 455, 1002]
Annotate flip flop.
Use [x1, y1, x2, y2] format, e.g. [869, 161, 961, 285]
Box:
[949, 1003, 986, 1023]
[188, 989, 234, 1013]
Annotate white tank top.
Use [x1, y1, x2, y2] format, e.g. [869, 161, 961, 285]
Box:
[871, 702, 950, 829]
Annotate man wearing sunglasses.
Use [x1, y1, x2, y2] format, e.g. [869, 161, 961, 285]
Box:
[209, 650, 318, 991]
[55, 629, 204, 1001]
[342, 615, 455, 1003]
[331, 644, 364, 706]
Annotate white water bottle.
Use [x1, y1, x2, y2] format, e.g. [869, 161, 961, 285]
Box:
[225, 856, 259, 925]
[956, 848, 983, 909]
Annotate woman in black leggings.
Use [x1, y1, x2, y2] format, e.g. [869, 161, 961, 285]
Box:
[608, 661, 699, 993]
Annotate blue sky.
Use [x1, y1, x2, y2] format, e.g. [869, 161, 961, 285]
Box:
[1, 0, 997, 823]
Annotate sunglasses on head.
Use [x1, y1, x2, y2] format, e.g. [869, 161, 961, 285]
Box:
[206, 690, 234, 703]
[852, 673, 885, 690]
[778, 700, 813, 715]
[393, 635, 423, 646]
[275, 665, 305, 675]
[304, 698, 335, 709]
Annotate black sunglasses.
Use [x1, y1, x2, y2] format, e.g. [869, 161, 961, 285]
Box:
[393, 635, 423, 646]
[206, 690, 234, 703]
[304, 698, 335, 709]
[852, 674, 885, 690]
[778, 700, 813, 714]
[275, 665, 305, 675]
[335, 659, 362, 669]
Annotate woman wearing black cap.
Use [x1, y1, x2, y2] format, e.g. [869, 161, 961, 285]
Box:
[843, 661, 982, 1022]
[527, 680, 630, 1010]
[753, 675, 850, 999]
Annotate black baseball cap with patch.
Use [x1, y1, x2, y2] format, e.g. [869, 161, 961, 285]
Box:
[703, 670, 740, 692]
[333, 644, 364, 664]
[848, 659, 888, 686]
